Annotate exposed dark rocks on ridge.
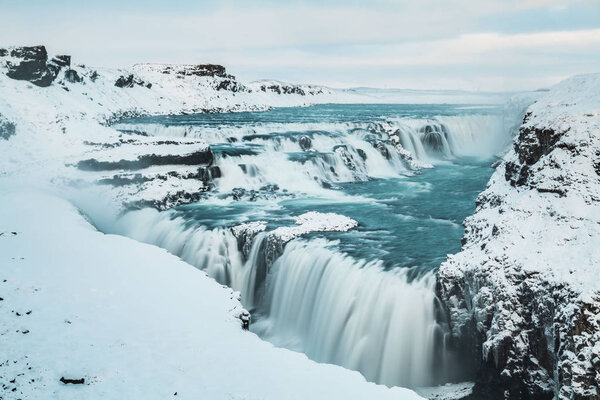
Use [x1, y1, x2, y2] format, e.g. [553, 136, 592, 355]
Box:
[51, 55, 71, 67]
[77, 149, 214, 171]
[0, 46, 85, 88]
[3, 46, 60, 87]
[258, 82, 326, 96]
[161, 64, 234, 79]
[215, 79, 246, 92]
[505, 119, 567, 188]
[114, 74, 152, 89]
[64, 69, 82, 83]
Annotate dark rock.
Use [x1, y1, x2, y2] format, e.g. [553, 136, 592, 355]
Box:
[114, 74, 150, 89]
[0, 48, 7, 57]
[374, 141, 391, 159]
[505, 125, 566, 187]
[181, 64, 232, 79]
[0, 115, 16, 140]
[299, 135, 312, 151]
[60, 377, 85, 385]
[356, 148, 367, 161]
[259, 83, 309, 96]
[239, 310, 251, 330]
[52, 55, 71, 67]
[77, 149, 214, 171]
[6, 45, 60, 87]
[216, 79, 245, 92]
[64, 69, 82, 83]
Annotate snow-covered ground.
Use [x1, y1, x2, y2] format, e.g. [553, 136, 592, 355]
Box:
[0, 189, 422, 400]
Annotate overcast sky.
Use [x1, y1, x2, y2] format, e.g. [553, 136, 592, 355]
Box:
[1, 0, 599, 91]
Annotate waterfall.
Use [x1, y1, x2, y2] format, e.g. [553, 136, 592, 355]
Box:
[107, 107, 509, 389]
[253, 239, 444, 388]
[111, 210, 447, 388]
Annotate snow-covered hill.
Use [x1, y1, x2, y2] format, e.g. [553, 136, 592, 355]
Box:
[437, 74, 600, 399]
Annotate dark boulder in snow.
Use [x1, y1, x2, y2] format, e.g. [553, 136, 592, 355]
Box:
[52, 55, 71, 67]
[114, 74, 151, 89]
[64, 69, 83, 83]
[60, 377, 85, 385]
[4, 46, 61, 87]
[0, 114, 16, 140]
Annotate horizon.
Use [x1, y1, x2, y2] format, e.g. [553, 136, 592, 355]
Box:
[1, 0, 599, 91]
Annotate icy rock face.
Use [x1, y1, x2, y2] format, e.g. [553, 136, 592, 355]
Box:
[437, 74, 600, 400]
[231, 221, 267, 259]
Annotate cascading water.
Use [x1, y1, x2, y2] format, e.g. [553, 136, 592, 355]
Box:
[109, 104, 514, 389]
[253, 239, 444, 388]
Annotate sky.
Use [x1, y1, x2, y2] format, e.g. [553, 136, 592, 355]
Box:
[1, 0, 599, 91]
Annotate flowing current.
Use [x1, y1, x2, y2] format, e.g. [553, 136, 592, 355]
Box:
[111, 104, 510, 388]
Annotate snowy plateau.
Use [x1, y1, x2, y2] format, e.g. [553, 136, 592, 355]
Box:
[0, 45, 598, 400]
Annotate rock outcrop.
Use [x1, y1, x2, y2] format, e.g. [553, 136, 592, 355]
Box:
[437, 74, 600, 400]
[2, 46, 61, 87]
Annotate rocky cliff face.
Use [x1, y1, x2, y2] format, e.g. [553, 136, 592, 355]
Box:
[437, 74, 600, 400]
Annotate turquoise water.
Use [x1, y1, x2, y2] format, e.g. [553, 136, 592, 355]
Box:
[115, 103, 506, 387]
[121, 104, 500, 274]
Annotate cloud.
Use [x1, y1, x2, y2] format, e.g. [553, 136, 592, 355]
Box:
[0, 0, 598, 90]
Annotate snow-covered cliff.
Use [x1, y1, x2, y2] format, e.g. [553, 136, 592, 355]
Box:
[437, 74, 600, 400]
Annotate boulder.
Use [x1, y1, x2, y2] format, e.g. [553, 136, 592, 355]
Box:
[114, 74, 151, 89]
[299, 135, 312, 151]
[6, 45, 60, 87]
[0, 114, 16, 140]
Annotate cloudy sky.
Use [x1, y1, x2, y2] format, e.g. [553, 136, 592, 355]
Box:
[1, 0, 599, 91]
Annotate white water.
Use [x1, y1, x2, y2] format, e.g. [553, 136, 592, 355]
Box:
[112, 209, 445, 388]
[253, 239, 443, 388]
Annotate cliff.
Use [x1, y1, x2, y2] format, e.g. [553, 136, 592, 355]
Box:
[437, 74, 600, 400]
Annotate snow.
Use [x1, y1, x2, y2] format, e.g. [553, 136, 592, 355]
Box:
[271, 211, 358, 243]
[0, 189, 422, 400]
[231, 221, 267, 238]
[414, 382, 474, 400]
